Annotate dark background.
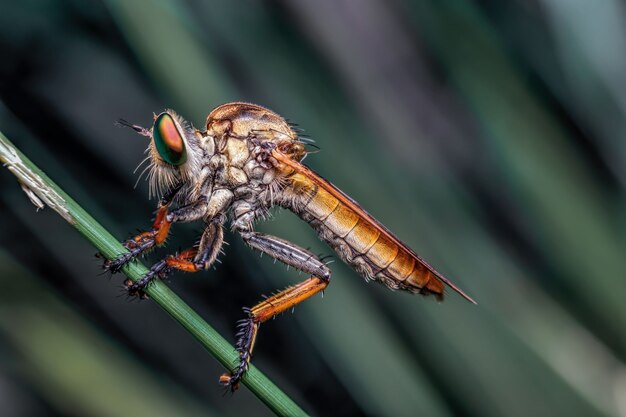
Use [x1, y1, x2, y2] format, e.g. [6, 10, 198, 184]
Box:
[1, 1, 625, 416]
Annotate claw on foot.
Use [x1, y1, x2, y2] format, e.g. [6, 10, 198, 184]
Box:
[219, 373, 241, 392]
[124, 278, 149, 299]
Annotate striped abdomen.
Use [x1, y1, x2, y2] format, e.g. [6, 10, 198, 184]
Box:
[288, 174, 446, 298]
[272, 149, 474, 303]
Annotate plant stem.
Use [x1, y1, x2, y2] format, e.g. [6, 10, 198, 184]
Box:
[0, 131, 309, 417]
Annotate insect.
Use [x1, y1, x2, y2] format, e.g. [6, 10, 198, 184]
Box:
[104, 102, 475, 391]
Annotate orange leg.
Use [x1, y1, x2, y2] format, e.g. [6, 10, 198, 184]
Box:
[221, 231, 332, 391]
[105, 205, 172, 273]
[124, 248, 198, 297]
[165, 248, 201, 272]
[129, 204, 172, 247]
[104, 184, 182, 273]
[125, 221, 224, 297]
[220, 276, 329, 391]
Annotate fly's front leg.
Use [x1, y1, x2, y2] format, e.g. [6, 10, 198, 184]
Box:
[220, 231, 331, 391]
[125, 218, 224, 298]
[124, 189, 232, 297]
[106, 196, 206, 273]
[104, 184, 183, 272]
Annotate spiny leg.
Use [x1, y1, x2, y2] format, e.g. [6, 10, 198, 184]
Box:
[220, 277, 328, 391]
[104, 184, 182, 272]
[126, 220, 224, 297]
[106, 194, 210, 274]
[221, 231, 331, 391]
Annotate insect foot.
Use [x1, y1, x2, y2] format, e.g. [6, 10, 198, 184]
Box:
[123, 278, 150, 300]
[122, 259, 171, 299]
[219, 372, 241, 392]
[103, 252, 135, 273]
[219, 310, 257, 392]
[103, 230, 161, 273]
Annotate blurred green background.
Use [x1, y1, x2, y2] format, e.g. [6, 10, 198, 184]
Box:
[1, 1, 626, 416]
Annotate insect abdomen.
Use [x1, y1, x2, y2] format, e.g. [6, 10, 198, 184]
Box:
[295, 178, 444, 298]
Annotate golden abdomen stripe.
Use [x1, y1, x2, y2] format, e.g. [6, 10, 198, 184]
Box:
[386, 249, 416, 281]
[366, 234, 399, 269]
[324, 202, 361, 238]
[305, 186, 339, 221]
[344, 218, 380, 254]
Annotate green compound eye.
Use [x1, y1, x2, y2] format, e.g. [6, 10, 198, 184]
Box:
[153, 113, 187, 165]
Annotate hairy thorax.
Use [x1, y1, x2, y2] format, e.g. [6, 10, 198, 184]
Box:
[199, 103, 306, 232]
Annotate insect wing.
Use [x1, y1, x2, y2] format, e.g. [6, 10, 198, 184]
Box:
[271, 149, 476, 304]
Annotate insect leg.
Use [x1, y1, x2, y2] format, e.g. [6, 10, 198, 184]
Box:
[221, 232, 331, 391]
[110, 188, 229, 274]
[105, 184, 182, 272]
[125, 219, 224, 297]
[106, 195, 209, 273]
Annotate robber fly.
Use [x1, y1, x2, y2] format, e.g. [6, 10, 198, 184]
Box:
[104, 102, 475, 391]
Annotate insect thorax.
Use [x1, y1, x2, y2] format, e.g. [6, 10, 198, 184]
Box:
[152, 103, 307, 232]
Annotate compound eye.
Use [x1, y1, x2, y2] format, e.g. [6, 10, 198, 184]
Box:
[153, 113, 187, 165]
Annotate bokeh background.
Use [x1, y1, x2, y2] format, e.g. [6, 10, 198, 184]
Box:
[1, 1, 626, 416]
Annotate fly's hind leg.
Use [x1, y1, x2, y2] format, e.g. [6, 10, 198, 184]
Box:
[125, 219, 224, 298]
[221, 231, 331, 391]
